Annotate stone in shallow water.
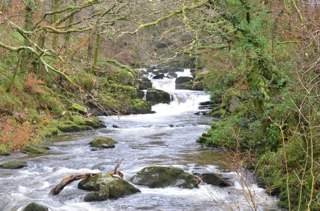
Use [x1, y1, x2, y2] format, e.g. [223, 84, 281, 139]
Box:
[194, 173, 233, 187]
[23, 202, 48, 211]
[130, 166, 198, 189]
[0, 161, 27, 169]
[89, 137, 118, 149]
[78, 173, 140, 202]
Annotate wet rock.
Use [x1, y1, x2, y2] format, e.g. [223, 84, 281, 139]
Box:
[175, 76, 193, 90]
[78, 173, 140, 202]
[138, 77, 152, 90]
[89, 137, 117, 149]
[137, 90, 145, 99]
[23, 202, 48, 211]
[130, 166, 198, 189]
[0, 152, 10, 156]
[146, 88, 171, 105]
[0, 161, 27, 169]
[198, 101, 217, 110]
[194, 173, 232, 187]
[21, 144, 50, 154]
[152, 73, 165, 79]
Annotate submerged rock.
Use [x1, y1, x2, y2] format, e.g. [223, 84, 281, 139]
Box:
[21, 144, 50, 154]
[89, 137, 117, 149]
[130, 166, 198, 189]
[0, 161, 27, 169]
[78, 173, 140, 202]
[23, 202, 48, 211]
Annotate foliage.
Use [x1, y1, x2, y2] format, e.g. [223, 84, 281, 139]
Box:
[199, 0, 320, 209]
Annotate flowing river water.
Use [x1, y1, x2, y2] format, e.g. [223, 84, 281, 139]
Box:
[0, 69, 278, 211]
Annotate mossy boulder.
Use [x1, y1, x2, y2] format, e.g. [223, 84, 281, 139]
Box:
[21, 144, 49, 154]
[130, 166, 198, 189]
[0, 161, 27, 169]
[175, 76, 193, 90]
[78, 173, 140, 202]
[127, 99, 152, 114]
[139, 77, 152, 90]
[89, 137, 117, 149]
[146, 88, 171, 105]
[23, 202, 48, 211]
[58, 115, 105, 133]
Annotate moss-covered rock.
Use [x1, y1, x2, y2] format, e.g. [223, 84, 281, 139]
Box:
[126, 99, 152, 114]
[58, 115, 105, 133]
[130, 166, 198, 189]
[138, 77, 152, 90]
[0, 161, 27, 169]
[21, 144, 49, 154]
[23, 202, 48, 211]
[78, 173, 140, 202]
[146, 88, 171, 105]
[89, 137, 117, 149]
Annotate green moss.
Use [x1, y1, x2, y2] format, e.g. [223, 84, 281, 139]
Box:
[69, 103, 87, 114]
[128, 99, 152, 114]
[73, 71, 97, 90]
[0, 161, 27, 169]
[89, 137, 117, 149]
[21, 144, 50, 154]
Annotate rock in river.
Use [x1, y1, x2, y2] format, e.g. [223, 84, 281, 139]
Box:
[130, 166, 198, 189]
[23, 202, 48, 211]
[0, 161, 27, 169]
[89, 137, 118, 149]
[78, 173, 140, 202]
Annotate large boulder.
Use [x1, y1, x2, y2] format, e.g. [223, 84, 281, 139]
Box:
[130, 166, 198, 189]
[89, 137, 117, 149]
[78, 173, 140, 202]
[146, 88, 171, 105]
[175, 76, 193, 90]
[23, 202, 48, 211]
[0, 161, 27, 169]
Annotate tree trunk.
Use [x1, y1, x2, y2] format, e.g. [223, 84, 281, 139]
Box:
[52, 0, 60, 50]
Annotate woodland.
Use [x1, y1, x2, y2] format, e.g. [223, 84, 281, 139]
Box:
[0, 0, 319, 210]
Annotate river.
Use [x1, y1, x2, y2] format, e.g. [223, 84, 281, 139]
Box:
[0, 68, 278, 211]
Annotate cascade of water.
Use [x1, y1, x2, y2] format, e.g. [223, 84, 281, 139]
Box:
[143, 68, 210, 115]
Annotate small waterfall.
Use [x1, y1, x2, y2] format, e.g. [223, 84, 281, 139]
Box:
[143, 68, 210, 115]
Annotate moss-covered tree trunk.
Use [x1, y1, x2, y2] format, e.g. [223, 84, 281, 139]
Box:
[64, 0, 76, 48]
[52, 0, 60, 50]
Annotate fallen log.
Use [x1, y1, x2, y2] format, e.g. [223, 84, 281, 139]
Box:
[50, 173, 95, 195]
[50, 164, 124, 195]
